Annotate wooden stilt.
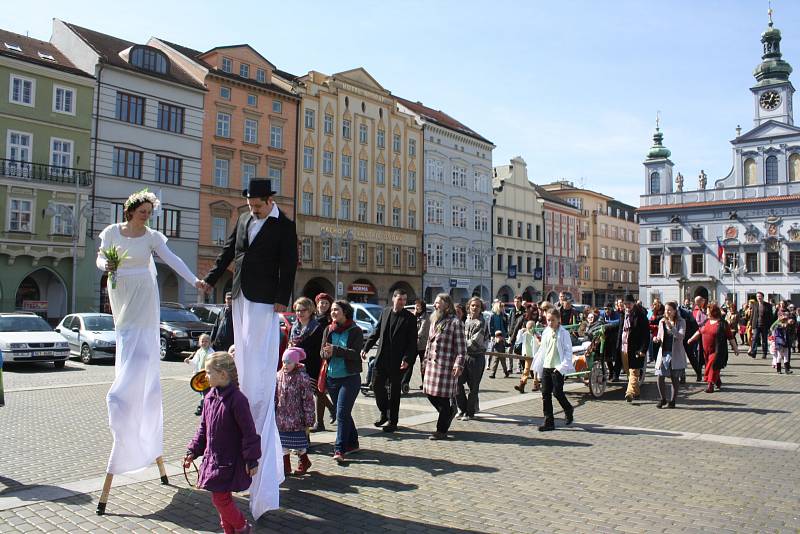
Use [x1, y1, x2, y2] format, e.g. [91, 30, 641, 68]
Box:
[156, 456, 169, 485]
[96, 473, 113, 515]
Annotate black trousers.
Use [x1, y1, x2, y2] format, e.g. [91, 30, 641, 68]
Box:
[401, 350, 425, 387]
[541, 368, 572, 424]
[373, 367, 402, 424]
[456, 354, 485, 417]
[687, 342, 704, 379]
[749, 326, 769, 357]
[427, 394, 456, 433]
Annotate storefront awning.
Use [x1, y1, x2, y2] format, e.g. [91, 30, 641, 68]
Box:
[348, 283, 375, 295]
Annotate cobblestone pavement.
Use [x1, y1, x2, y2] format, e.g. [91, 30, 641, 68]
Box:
[1, 348, 799, 533]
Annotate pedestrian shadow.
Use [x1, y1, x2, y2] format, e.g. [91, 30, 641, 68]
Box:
[573, 423, 684, 439]
[0, 475, 92, 505]
[2, 362, 84, 373]
[678, 397, 789, 415]
[719, 387, 798, 395]
[282, 471, 417, 493]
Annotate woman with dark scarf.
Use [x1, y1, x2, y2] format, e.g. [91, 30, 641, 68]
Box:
[290, 297, 332, 432]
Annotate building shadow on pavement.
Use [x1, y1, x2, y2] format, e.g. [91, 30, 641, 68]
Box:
[0, 475, 92, 505]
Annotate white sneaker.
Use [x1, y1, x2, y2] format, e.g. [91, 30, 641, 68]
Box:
[460, 415, 471, 421]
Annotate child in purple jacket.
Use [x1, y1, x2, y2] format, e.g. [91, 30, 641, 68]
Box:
[184, 351, 261, 534]
[276, 347, 316, 476]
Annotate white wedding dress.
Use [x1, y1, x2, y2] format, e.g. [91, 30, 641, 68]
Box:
[96, 223, 198, 475]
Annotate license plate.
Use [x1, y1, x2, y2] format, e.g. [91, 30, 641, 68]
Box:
[35, 351, 54, 357]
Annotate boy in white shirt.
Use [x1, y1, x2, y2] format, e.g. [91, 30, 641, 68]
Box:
[533, 310, 575, 431]
[185, 333, 214, 415]
[514, 320, 541, 393]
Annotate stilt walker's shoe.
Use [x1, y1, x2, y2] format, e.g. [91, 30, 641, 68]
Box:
[283, 454, 292, 476]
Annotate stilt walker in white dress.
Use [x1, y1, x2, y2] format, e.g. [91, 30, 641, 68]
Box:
[95, 189, 205, 514]
[202, 179, 298, 520]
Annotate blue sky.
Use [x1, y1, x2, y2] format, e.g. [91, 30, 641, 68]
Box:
[9, 0, 799, 206]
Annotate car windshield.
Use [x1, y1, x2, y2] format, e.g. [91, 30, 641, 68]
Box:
[83, 316, 115, 331]
[160, 309, 201, 322]
[361, 305, 383, 321]
[0, 316, 53, 332]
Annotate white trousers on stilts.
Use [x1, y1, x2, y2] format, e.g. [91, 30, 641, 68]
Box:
[233, 295, 283, 519]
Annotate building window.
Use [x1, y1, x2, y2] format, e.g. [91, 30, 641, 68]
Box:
[357, 200, 368, 223]
[517, 221, 523, 238]
[691, 227, 704, 240]
[745, 252, 759, 273]
[116, 92, 145, 125]
[272, 100, 282, 113]
[247, 94, 257, 107]
[157, 102, 184, 133]
[376, 244, 385, 266]
[451, 205, 466, 228]
[339, 240, 350, 262]
[239, 63, 250, 78]
[156, 155, 182, 185]
[650, 229, 661, 242]
[507, 219, 513, 236]
[112, 147, 142, 179]
[392, 207, 401, 228]
[242, 162, 256, 191]
[376, 163, 385, 185]
[214, 158, 229, 187]
[268, 167, 282, 195]
[526, 223, 532, 239]
[305, 109, 315, 129]
[789, 251, 800, 273]
[130, 46, 168, 73]
[426, 159, 444, 181]
[49, 203, 74, 235]
[377, 129, 385, 148]
[649, 171, 660, 194]
[358, 159, 368, 182]
[9, 199, 32, 232]
[670, 254, 682, 275]
[765, 155, 779, 185]
[321, 194, 333, 218]
[650, 254, 662, 275]
[244, 118, 258, 144]
[359, 124, 368, 144]
[497, 217, 502, 234]
[341, 154, 352, 178]
[527, 257, 532, 273]
[50, 138, 73, 172]
[600, 267, 609, 281]
[426, 200, 443, 225]
[408, 209, 416, 229]
[671, 228, 681, 241]
[322, 239, 331, 261]
[789, 153, 800, 182]
[408, 247, 416, 268]
[155, 208, 180, 238]
[221, 57, 232, 73]
[724, 252, 738, 269]
[376, 203, 385, 225]
[408, 138, 416, 157]
[452, 166, 466, 187]
[340, 198, 351, 220]
[301, 237, 312, 261]
[408, 170, 416, 191]
[270, 125, 283, 148]
[323, 151, 333, 174]
[358, 243, 367, 264]
[216, 112, 231, 137]
[392, 134, 401, 153]
[392, 166, 401, 188]
[691, 253, 704, 274]
[256, 68, 266, 83]
[342, 119, 351, 139]
[452, 246, 466, 269]
[303, 147, 314, 171]
[766, 251, 780, 273]
[10, 74, 35, 106]
[220, 86, 231, 100]
[211, 216, 227, 245]
[301, 192, 313, 215]
[392, 246, 401, 267]
[53, 85, 75, 114]
[7, 130, 32, 172]
[496, 253, 503, 271]
[324, 113, 333, 135]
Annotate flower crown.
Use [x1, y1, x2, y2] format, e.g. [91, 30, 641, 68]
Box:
[124, 188, 160, 211]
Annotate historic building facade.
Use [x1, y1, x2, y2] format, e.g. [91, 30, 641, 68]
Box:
[0, 29, 95, 321]
[153, 40, 299, 302]
[541, 182, 639, 306]
[52, 21, 205, 308]
[491, 157, 545, 303]
[535, 185, 580, 303]
[397, 97, 494, 303]
[292, 69, 423, 304]
[638, 15, 800, 307]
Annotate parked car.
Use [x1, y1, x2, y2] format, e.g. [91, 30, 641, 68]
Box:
[186, 303, 223, 324]
[352, 303, 383, 338]
[159, 305, 213, 360]
[0, 312, 71, 368]
[278, 312, 296, 340]
[55, 313, 116, 364]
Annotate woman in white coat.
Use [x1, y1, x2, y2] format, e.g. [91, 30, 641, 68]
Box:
[532, 309, 575, 431]
[653, 301, 687, 409]
[97, 189, 204, 475]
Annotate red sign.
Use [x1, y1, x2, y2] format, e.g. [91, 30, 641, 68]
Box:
[22, 301, 48, 311]
[347, 283, 375, 295]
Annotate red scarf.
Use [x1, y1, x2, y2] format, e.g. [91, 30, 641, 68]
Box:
[328, 319, 355, 335]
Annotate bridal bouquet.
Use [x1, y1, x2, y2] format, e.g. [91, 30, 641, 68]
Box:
[101, 245, 130, 289]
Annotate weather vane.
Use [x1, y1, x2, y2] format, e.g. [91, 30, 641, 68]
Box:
[656, 110, 661, 130]
[768, 0, 773, 25]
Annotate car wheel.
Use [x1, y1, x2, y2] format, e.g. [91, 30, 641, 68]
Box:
[54, 360, 66, 369]
[80, 344, 94, 364]
[160, 337, 169, 360]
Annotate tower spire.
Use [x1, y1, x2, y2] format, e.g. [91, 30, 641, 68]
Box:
[646, 116, 671, 159]
[753, 4, 793, 86]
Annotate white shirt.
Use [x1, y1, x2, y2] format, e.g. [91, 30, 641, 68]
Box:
[533, 326, 574, 374]
[247, 202, 279, 244]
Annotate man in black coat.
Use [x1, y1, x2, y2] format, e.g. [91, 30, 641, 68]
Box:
[616, 294, 649, 402]
[210, 292, 234, 351]
[361, 289, 417, 432]
[748, 291, 774, 359]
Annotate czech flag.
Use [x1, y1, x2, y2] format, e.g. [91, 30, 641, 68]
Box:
[717, 237, 724, 261]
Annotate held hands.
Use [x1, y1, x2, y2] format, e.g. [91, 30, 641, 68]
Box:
[104, 260, 116, 272]
[248, 465, 258, 477]
[195, 280, 212, 294]
[321, 343, 333, 359]
[452, 365, 463, 378]
[360, 350, 368, 361]
[400, 361, 409, 371]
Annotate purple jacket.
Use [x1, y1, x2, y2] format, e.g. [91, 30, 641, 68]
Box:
[275, 364, 315, 432]
[187, 383, 261, 493]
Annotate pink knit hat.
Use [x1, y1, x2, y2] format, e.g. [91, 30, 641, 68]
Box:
[282, 347, 306, 365]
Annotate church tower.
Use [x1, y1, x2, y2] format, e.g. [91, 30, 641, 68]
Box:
[643, 125, 673, 195]
[751, 8, 794, 126]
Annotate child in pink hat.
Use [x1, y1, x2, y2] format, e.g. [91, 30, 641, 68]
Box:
[275, 347, 316, 475]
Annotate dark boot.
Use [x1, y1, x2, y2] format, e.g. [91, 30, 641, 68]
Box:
[777, 362, 782, 374]
[293, 453, 312, 475]
[514, 381, 525, 393]
[786, 363, 793, 374]
[283, 454, 292, 476]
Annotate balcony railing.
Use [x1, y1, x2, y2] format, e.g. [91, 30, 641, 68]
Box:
[0, 158, 93, 187]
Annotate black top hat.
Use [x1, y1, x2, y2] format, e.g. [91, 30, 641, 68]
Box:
[242, 179, 276, 198]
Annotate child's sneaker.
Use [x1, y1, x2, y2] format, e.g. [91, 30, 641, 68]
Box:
[293, 453, 312, 475]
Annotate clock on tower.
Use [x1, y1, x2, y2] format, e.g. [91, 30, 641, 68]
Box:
[751, 13, 794, 126]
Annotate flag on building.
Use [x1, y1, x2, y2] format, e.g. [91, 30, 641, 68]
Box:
[717, 237, 724, 261]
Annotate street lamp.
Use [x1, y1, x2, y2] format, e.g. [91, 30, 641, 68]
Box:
[321, 227, 353, 298]
[46, 200, 93, 314]
[721, 255, 747, 308]
[468, 245, 495, 301]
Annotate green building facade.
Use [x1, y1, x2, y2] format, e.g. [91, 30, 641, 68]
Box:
[0, 30, 95, 322]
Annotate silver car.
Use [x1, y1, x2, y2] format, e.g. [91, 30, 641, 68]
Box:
[55, 313, 116, 364]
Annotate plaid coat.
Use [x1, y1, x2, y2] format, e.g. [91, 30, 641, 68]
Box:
[423, 316, 467, 398]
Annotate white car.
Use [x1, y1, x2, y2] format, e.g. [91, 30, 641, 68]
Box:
[0, 313, 71, 368]
[352, 303, 383, 338]
[55, 313, 116, 364]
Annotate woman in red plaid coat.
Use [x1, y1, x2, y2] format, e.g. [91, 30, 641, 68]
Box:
[423, 293, 467, 440]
